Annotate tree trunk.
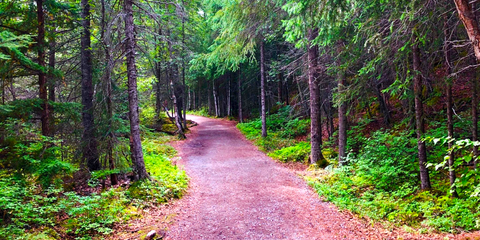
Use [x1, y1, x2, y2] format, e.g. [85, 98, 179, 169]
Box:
[101, 0, 117, 185]
[375, 83, 390, 127]
[37, 0, 50, 137]
[277, 73, 283, 104]
[81, 0, 100, 171]
[227, 76, 231, 116]
[337, 45, 347, 166]
[308, 28, 323, 164]
[444, 18, 458, 197]
[413, 40, 431, 190]
[260, 40, 267, 138]
[48, 31, 56, 137]
[238, 70, 243, 123]
[454, 0, 480, 61]
[124, 0, 148, 180]
[213, 79, 219, 117]
[181, 0, 187, 129]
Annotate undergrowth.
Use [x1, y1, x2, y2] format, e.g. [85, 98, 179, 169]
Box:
[237, 105, 312, 162]
[307, 128, 480, 233]
[0, 131, 188, 239]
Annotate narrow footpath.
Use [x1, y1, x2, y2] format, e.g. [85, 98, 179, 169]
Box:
[165, 116, 465, 240]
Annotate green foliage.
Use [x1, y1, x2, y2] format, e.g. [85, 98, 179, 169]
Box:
[309, 168, 480, 232]
[238, 106, 311, 161]
[353, 129, 419, 191]
[0, 134, 188, 239]
[0, 118, 76, 187]
[268, 141, 310, 162]
[308, 126, 480, 232]
[187, 107, 211, 117]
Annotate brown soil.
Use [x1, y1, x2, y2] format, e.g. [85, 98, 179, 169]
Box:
[113, 115, 480, 240]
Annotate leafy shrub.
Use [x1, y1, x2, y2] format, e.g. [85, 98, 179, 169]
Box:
[0, 134, 188, 239]
[352, 129, 419, 191]
[268, 141, 310, 162]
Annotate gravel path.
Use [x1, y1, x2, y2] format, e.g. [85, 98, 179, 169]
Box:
[165, 115, 384, 240]
[165, 115, 479, 240]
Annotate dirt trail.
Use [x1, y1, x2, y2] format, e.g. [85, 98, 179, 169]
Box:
[165, 116, 465, 240]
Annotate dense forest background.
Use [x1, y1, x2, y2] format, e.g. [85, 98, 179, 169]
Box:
[1, 0, 480, 238]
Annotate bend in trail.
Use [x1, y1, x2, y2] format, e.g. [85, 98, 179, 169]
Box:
[166, 116, 432, 239]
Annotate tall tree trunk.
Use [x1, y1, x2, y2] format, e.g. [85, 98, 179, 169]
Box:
[260, 40, 267, 138]
[101, 0, 117, 185]
[208, 80, 213, 115]
[285, 76, 290, 106]
[227, 76, 231, 116]
[37, 0, 50, 136]
[213, 79, 219, 117]
[48, 31, 56, 137]
[454, 0, 480, 61]
[124, 0, 148, 180]
[277, 73, 283, 104]
[81, 0, 100, 171]
[337, 43, 347, 166]
[413, 40, 431, 190]
[181, 0, 187, 129]
[308, 28, 323, 164]
[237, 70, 243, 123]
[169, 67, 186, 139]
[444, 18, 458, 197]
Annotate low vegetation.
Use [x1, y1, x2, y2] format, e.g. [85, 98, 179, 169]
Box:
[0, 111, 188, 239]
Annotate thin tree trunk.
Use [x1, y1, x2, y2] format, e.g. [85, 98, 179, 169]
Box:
[188, 87, 191, 110]
[213, 79, 219, 117]
[237, 70, 243, 123]
[37, 0, 50, 136]
[227, 76, 231, 116]
[81, 0, 100, 171]
[285, 75, 290, 106]
[413, 39, 431, 190]
[260, 40, 267, 138]
[101, 0, 117, 185]
[124, 0, 148, 180]
[48, 31, 56, 137]
[295, 75, 307, 117]
[169, 67, 186, 138]
[277, 73, 283, 104]
[337, 44, 347, 166]
[181, 0, 187, 129]
[444, 18, 458, 197]
[375, 83, 390, 127]
[208, 79, 213, 115]
[308, 28, 323, 164]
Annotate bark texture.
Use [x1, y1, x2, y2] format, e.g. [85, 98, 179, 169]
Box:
[260, 40, 267, 138]
[238, 70, 243, 123]
[444, 19, 458, 197]
[308, 28, 323, 164]
[337, 62, 347, 166]
[81, 0, 100, 171]
[454, 0, 480, 61]
[101, 0, 117, 185]
[413, 41, 431, 190]
[124, 0, 148, 180]
[37, 0, 50, 136]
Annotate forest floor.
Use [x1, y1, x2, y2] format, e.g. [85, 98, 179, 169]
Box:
[113, 115, 480, 240]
